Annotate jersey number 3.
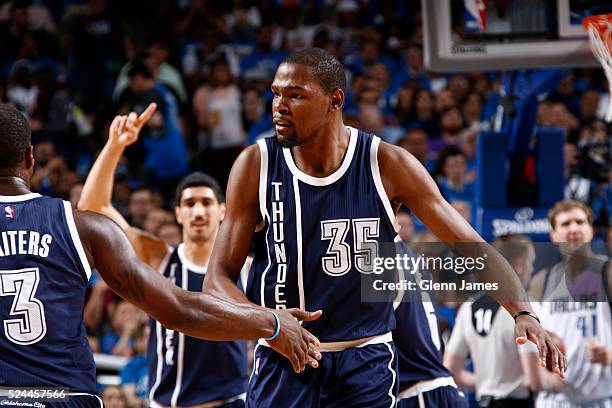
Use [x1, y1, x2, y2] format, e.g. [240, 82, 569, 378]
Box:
[320, 218, 379, 276]
[0, 268, 47, 345]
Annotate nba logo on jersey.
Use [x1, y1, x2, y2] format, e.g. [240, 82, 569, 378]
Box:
[4, 205, 15, 219]
[463, 0, 486, 32]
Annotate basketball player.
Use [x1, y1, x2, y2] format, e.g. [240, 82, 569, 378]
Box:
[79, 109, 251, 407]
[0, 103, 320, 406]
[393, 222, 469, 408]
[204, 48, 565, 407]
[529, 200, 611, 408]
[444, 235, 564, 408]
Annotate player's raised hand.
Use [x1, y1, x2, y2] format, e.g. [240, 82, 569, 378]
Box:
[267, 308, 322, 373]
[108, 103, 157, 148]
[515, 315, 567, 378]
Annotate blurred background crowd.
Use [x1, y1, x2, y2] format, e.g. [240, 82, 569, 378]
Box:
[0, 0, 610, 406]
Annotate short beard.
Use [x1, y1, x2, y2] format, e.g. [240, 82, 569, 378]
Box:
[276, 133, 297, 148]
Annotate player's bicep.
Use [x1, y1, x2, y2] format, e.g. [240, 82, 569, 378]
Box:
[75, 210, 180, 313]
[206, 145, 261, 285]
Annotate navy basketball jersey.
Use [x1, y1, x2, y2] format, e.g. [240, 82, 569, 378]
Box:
[393, 242, 452, 391]
[148, 244, 248, 407]
[247, 128, 397, 341]
[0, 193, 95, 391]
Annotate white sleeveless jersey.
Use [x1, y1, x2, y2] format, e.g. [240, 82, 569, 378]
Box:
[536, 262, 612, 406]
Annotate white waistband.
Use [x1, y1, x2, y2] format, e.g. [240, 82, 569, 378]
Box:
[398, 376, 457, 400]
[257, 332, 393, 352]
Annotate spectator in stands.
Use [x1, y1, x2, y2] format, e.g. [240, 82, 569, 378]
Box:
[409, 88, 439, 137]
[155, 222, 182, 247]
[435, 89, 457, 114]
[463, 92, 484, 127]
[192, 55, 245, 187]
[448, 74, 470, 105]
[242, 88, 272, 144]
[101, 300, 144, 358]
[563, 142, 592, 203]
[579, 89, 601, 125]
[592, 168, 612, 225]
[434, 146, 476, 207]
[142, 208, 174, 236]
[459, 126, 478, 182]
[120, 320, 149, 408]
[397, 128, 434, 172]
[116, 61, 188, 198]
[113, 37, 188, 107]
[430, 107, 465, 153]
[101, 385, 128, 408]
[358, 104, 403, 144]
[64, 0, 124, 112]
[127, 188, 155, 229]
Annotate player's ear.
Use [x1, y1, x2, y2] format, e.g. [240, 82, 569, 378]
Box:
[24, 145, 34, 170]
[218, 203, 226, 222]
[330, 89, 344, 112]
[174, 206, 183, 225]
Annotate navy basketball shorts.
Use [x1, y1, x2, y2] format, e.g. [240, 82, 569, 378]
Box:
[396, 385, 469, 408]
[247, 341, 398, 407]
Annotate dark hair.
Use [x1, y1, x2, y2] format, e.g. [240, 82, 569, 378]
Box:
[432, 145, 466, 179]
[175, 172, 224, 206]
[127, 60, 153, 79]
[283, 47, 346, 93]
[0, 104, 31, 168]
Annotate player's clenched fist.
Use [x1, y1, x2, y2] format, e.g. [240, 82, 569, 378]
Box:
[268, 308, 322, 373]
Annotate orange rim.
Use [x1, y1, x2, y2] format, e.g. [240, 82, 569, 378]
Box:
[582, 13, 612, 34]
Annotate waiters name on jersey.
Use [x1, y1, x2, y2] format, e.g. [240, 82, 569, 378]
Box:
[271, 182, 288, 309]
[0, 230, 52, 258]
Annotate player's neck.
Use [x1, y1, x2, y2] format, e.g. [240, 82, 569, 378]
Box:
[182, 239, 214, 267]
[0, 173, 31, 196]
[290, 121, 350, 178]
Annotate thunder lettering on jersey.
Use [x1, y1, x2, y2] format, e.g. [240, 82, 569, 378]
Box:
[0, 193, 95, 390]
[148, 244, 247, 406]
[247, 127, 397, 341]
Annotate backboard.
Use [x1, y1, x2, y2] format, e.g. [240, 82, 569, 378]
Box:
[422, 0, 612, 72]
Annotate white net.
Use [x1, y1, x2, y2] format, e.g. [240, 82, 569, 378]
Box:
[586, 17, 612, 122]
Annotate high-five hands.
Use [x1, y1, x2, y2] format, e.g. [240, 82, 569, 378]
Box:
[268, 309, 323, 373]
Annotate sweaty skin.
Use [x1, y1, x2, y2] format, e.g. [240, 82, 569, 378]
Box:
[204, 62, 567, 377]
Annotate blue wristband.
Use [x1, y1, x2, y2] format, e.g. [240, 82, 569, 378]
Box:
[264, 311, 281, 341]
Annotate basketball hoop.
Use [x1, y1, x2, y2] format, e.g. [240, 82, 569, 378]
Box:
[583, 14, 612, 122]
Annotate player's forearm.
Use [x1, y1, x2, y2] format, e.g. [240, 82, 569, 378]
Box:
[169, 290, 275, 340]
[78, 142, 123, 213]
[205, 271, 256, 307]
[455, 370, 476, 391]
[452, 242, 532, 316]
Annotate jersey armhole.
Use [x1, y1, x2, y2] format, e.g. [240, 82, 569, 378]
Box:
[370, 137, 399, 232]
[62, 201, 93, 282]
[255, 139, 268, 233]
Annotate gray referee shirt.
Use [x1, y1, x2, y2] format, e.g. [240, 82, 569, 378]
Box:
[447, 296, 537, 399]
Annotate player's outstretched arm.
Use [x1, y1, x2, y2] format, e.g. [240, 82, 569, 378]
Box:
[78, 103, 167, 267]
[74, 208, 307, 347]
[203, 144, 322, 372]
[378, 141, 566, 377]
